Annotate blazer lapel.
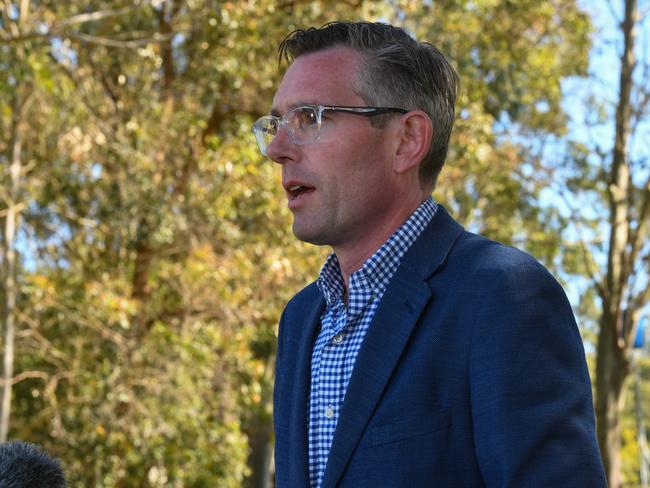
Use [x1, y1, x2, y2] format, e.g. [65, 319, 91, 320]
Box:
[287, 292, 324, 486]
[320, 206, 464, 488]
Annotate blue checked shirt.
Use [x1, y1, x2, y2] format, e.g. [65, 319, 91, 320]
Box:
[308, 197, 438, 487]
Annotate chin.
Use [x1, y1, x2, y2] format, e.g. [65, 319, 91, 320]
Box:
[292, 223, 329, 247]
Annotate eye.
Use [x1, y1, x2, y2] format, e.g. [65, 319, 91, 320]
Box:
[290, 107, 319, 131]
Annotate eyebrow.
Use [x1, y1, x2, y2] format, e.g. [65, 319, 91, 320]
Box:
[269, 102, 320, 117]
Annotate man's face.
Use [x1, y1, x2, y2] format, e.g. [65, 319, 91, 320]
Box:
[267, 47, 401, 251]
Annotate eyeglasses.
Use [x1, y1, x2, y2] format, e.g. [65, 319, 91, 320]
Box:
[252, 104, 408, 156]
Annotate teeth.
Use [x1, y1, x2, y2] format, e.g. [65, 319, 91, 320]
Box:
[289, 185, 303, 191]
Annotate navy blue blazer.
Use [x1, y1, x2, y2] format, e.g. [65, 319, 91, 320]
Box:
[273, 206, 606, 487]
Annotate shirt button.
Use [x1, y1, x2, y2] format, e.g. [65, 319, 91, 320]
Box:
[332, 333, 344, 344]
[325, 405, 334, 419]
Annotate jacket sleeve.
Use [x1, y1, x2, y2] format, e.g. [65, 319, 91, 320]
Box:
[469, 263, 607, 487]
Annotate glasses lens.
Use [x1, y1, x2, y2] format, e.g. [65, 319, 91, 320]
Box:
[253, 117, 277, 156]
[252, 106, 321, 156]
[286, 106, 320, 144]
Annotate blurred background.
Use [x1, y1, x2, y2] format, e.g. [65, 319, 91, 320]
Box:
[0, 0, 649, 486]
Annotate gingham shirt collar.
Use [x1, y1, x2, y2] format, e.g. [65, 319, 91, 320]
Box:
[317, 197, 438, 309]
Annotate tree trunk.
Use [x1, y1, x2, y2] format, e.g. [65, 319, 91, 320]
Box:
[243, 411, 274, 488]
[0, 98, 24, 442]
[596, 309, 629, 488]
[595, 0, 638, 486]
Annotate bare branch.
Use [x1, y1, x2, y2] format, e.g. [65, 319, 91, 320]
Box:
[2, 0, 19, 38]
[56, 5, 140, 27]
[630, 55, 650, 127]
[0, 203, 25, 218]
[543, 169, 605, 296]
[1, 2, 181, 48]
[68, 31, 176, 49]
[626, 176, 650, 267]
[18, 0, 29, 27]
[0, 31, 49, 43]
[67, 309, 127, 347]
[16, 318, 68, 362]
[0, 370, 49, 387]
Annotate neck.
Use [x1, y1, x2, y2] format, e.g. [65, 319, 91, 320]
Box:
[335, 194, 429, 290]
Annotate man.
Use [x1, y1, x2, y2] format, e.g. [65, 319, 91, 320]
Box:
[253, 21, 606, 487]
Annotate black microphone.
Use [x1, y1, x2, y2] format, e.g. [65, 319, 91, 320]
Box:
[0, 440, 65, 487]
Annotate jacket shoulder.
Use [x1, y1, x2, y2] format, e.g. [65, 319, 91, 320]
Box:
[452, 230, 550, 275]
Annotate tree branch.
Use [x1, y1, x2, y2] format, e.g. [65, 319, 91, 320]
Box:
[0, 370, 49, 387]
[1, 0, 19, 38]
[626, 175, 650, 268]
[18, 0, 29, 27]
[545, 163, 605, 296]
[69, 31, 176, 49]
[56, 5, 141, 27]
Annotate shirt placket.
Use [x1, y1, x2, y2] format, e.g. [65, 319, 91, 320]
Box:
[320, 300, 347, 417]
[314, 299, 348, 486]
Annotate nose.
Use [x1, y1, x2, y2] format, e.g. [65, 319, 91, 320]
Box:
[265, 124, 295, 164]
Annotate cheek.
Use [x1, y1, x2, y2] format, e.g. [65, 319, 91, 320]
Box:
[331, 160, 389, 217]
[315, 127, 393, 196]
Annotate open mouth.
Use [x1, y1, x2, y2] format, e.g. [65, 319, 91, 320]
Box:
[287, 185, 315, 200]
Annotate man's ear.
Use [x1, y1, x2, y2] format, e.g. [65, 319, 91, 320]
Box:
[392, 111, 433, 174]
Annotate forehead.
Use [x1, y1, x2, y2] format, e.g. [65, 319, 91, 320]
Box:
[272, 46, 365, 112]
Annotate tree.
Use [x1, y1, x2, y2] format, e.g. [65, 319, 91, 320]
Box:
[0, 0, 55, 442]
[1, 1, 351, 485]
[533, 0, 650, 485]
[397, 0, 591, 260]
[592, 1, 649, 485]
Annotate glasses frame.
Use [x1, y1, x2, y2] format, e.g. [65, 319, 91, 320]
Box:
[252, 104, 408, 156]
